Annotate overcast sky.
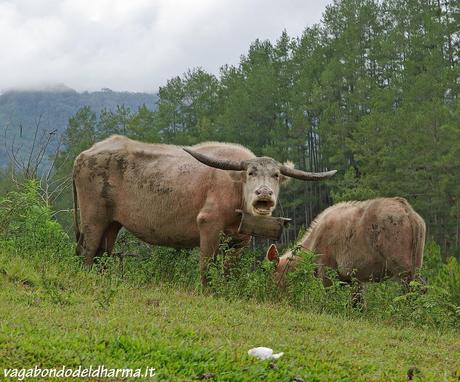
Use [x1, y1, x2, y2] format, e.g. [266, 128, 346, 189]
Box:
[1, 0, 332, 93]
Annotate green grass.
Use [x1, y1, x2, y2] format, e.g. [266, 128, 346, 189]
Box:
[1, 251, 459, 381]
[1, 183, 460, 381]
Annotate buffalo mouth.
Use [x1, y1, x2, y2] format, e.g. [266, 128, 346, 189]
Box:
[252, 199, 275, 215]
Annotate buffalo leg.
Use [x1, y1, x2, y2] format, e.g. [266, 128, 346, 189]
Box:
[77, 223, 107, 266]
[316, 254, 338, 287]
[351, 282, 365, 310]
[99, 221, 122, 256]
[198, 229, 222, 286]
[224, 235, 250, 274]
[317, 264, 333, 287]
[197, 210, 224, 286]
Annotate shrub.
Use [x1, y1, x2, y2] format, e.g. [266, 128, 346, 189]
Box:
[388, 281, 460, 329]
[422, 241, 460, 308]
[207, 236, 277, 301]
[0, 180, 71, 255]
[114, 230, 202, 289]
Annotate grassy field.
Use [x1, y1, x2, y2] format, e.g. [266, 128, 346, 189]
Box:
[1, 183, 460, 381]
[1, 250, 459, 382]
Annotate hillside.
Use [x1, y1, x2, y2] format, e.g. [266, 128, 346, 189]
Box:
[0, 182, 459, 381]
[1, 251, 459, 381]
[0, 85, 157, 167]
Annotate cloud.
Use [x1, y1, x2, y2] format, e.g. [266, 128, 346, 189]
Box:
[0, 0, 331, 92]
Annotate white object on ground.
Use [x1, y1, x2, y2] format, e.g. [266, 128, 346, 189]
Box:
[247, 347, 284, 360]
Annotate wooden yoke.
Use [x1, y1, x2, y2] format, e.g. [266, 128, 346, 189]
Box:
[235, 209, 291, 241]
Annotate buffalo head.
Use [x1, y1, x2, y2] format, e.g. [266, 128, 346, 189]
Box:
[183, 148, 336, 216]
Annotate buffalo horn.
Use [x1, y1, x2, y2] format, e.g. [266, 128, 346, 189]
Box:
[280, 165, 337, 181]
[183, 148, 246, 171]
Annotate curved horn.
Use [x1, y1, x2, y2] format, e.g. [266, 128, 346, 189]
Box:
[280, 165, 337, 181]
[183, 148, 246, 171]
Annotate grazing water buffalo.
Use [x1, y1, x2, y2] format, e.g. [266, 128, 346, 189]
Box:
[72, 135, 336, 284]
[266, 197, 426, 286]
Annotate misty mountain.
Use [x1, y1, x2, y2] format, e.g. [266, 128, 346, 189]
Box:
[0, 85, 157, 168]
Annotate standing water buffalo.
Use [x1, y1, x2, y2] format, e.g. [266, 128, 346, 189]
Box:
[266, 197, 426, 285]
[72, 135, 336, 284]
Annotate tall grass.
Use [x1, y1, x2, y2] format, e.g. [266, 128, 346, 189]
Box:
[1, 181, 459, 331]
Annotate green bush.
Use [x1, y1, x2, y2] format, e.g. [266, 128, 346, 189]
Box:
[0, 180, 71, 255]
[284, 250, 328, 311]
[440, 257, 460, 306]
[207, 236, 277, 301]
[422, 241, 460, 308]
[388, 281, 460, 329]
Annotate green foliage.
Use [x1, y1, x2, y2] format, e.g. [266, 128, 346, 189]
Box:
[0, 184, 460, 379]
[3, 183, 460, 332]
[331, 167, 378, 202]
[92, 263, 121, 309]
[423, 242, 460, 307]
[0, 180, 70, 254]
[437, 257, 460, 307]
[206, 237, 277, 301]
[389, 281, 459, 329]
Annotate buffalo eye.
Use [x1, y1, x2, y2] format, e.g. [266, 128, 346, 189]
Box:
[273, 173, 280, 179]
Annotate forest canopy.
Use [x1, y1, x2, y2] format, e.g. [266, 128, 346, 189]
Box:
[5, 0, 459, 255]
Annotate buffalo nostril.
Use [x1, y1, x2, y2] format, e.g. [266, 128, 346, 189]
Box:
[256, 188, 273, 197]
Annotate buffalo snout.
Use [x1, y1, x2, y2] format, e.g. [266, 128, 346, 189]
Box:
[255, 186, 273, 197]
[252, 186, 275, 215]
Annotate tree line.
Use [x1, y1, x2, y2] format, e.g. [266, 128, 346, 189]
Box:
[44, 0, 459, 255]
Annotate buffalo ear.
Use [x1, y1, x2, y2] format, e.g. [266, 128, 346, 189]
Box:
[265, 244, 279, 264]
[280, 161, 294, 184]
[228, 171, 247, 183]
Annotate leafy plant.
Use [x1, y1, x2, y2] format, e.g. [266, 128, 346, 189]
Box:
[0, 180, 70, 255]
